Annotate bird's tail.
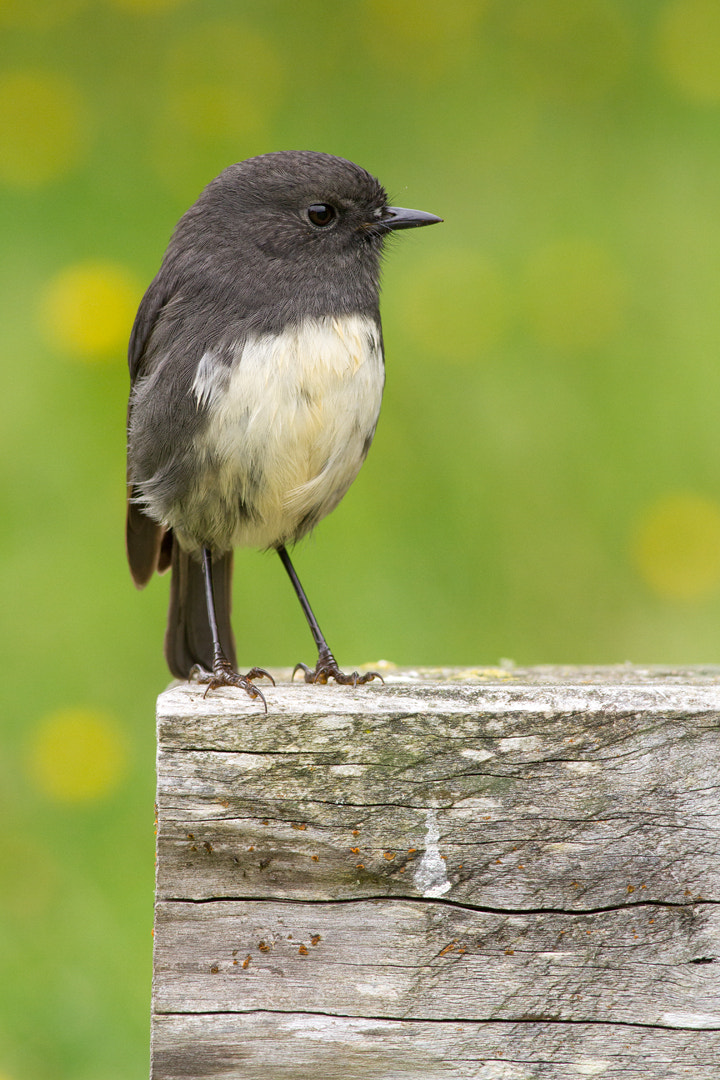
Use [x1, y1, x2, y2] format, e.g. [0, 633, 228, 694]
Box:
[165, 539, 237, 678]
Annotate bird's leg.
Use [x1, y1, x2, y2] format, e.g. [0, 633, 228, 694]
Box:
[277, 544, 383, 687]
[191, 547, 274, 708]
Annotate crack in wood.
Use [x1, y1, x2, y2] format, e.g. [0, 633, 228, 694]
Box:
[153, 1007, 720, 1032]
[160, 893, 719, 916]
[152, 672, 720, 1077]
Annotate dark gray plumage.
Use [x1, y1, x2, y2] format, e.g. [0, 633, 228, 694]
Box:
[126, 151, 441, 702]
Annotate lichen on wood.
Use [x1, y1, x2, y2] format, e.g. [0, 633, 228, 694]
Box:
[152, 666, 720, 1079]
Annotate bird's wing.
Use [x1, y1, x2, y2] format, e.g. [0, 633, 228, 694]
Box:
[126, 270, 175, 588]
[128, 268, 173, 383]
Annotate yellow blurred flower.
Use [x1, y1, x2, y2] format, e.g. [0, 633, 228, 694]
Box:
[632, 493, 720, 601]
[39, 260, 142, 359]
[0, 70, 88, 187]
[27, 707, 128, 804]
[656, 0, 720, 103]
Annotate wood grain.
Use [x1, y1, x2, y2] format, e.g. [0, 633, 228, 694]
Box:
[153, 1015, 720, 1080]
[151, 667, 720, 1078]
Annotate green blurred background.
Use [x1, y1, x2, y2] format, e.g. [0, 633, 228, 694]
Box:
[3, 0, 720, 1075]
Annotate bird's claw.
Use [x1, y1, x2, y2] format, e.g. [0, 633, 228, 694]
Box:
[292, 652, 384, 687]
[190, 661, 275, 711]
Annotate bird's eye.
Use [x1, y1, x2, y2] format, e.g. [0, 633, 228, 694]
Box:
[307, 203, 337, 228]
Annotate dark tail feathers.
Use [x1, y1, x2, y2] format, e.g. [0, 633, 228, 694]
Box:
[165, 540, 237, 678]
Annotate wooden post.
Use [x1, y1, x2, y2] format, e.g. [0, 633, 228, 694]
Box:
[151, 666, 720, 1079]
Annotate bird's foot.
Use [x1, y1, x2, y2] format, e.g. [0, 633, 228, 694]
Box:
[190, 661, 275, 710]
[292, 647, 384, 687]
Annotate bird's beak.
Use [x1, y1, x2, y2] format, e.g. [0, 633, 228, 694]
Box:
[381, 206, 443, 230]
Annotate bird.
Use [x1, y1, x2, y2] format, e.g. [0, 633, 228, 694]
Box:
[126, 150, 441, 707]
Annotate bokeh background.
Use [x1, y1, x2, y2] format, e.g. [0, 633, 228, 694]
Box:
[2, 0, 720, 1075]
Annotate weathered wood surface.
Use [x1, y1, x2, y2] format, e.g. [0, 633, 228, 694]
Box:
[152, 1015, 720, 1080]
[152, 666, 720, 1079]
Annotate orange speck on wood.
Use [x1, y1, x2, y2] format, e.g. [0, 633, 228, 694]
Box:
[311, 935, 321, 945]
[356, 863, 365, 869]
[258, 941, 271, 953]
[242, 955, 251, 968]
[504, 948, 514, 955]
[384, 852, 395, 860]
[627, 885, 634, 893]
[311, 855, 319, 862]
[298, 945, 309, 956]
[439, 942, 455, 956]
[351, 847, 360, 854]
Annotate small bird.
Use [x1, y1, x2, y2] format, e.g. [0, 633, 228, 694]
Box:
[126, 151, 441, 706]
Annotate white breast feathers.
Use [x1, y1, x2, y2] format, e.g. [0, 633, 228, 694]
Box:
[181, 313, 385, 551]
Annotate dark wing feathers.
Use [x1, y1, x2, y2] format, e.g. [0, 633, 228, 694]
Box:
[126, 271, 174, 588]
[128, 270, 173, 383]
[127, 273, 237, 672]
